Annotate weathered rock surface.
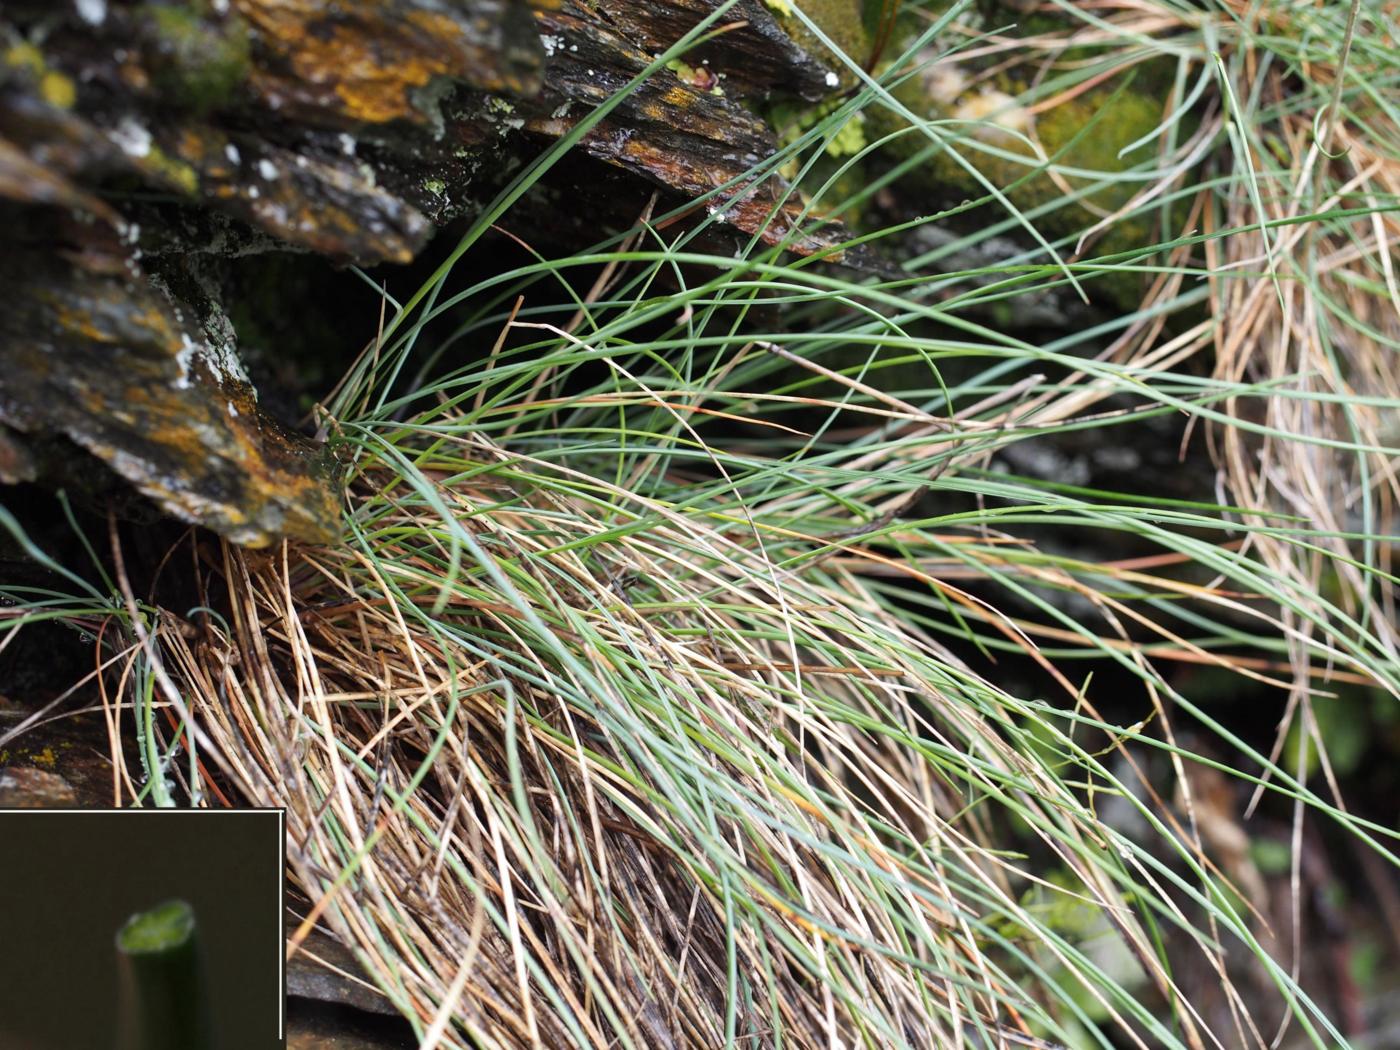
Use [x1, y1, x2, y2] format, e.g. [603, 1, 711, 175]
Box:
[0, 766, 78, 807]
[0, 248, 343, 545]
[522, 2, 846, 256]
[287, 910, 400, 1017]
[1, 0, 849, 545]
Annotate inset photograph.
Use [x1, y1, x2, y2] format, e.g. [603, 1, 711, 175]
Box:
[0, 809, 282, 1050]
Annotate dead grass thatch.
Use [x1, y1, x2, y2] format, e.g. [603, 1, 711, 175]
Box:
[139, 416, 1228, 1049]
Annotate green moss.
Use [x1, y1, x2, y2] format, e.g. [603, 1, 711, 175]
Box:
[771, 97, 867, 167]
[143, 3, 251, 114]
[826, 112, 865, 156]
[1035, 81, 1161, 214]
[867, 60, 1178, 306]
[769, 0, 874, 81]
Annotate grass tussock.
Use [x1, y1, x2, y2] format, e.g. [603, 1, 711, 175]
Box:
[146, 327, 1385, 1047]
[3, 1, 1399, 1047]
[161, 421, 1200, 1047]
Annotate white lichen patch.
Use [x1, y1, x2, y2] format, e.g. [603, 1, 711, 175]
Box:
[338, 132, 357, 156]
[174, 333, 199, 389]
[483, 95, 525, 131]
[923, 62, 1031, 145]
[954, 89, 1030, 142]
[74, 0, 106, 26]
[923, 64, 969, 106]
[540, 33, 564, 57]
[109, 117, 151, 158]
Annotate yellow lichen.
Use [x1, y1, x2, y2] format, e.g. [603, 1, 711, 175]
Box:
[5, 42, 77, 109]
[245, 4, 463, 124]
[141, 144, 200, 195]
[40, 70, 77, 109]
[3, 42, 45, 76]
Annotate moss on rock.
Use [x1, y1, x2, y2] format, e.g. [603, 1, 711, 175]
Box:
[141, 2, 252, 115]
[867, 56, 1176, 306]
[767, 0, 878, 83]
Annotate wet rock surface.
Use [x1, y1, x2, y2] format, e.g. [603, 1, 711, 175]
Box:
[287, 1001, 417, 1050]
[0, 766, 78, 808]
[287, 910, 400, 1018]
[287, 898, 416, 1050]
[0, 709, 117, 808]
[517, 2, 849, 256]
[0, 248, 343, 545]
[1, 0, 850, 545]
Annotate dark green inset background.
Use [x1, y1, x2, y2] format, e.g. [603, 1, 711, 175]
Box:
[0, 809, 282, 1050]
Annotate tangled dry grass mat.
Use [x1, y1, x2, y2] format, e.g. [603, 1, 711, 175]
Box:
[124, 424, 1203, 1050]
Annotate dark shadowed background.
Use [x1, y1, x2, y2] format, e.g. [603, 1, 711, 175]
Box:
[0, 809, 282, 1050]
